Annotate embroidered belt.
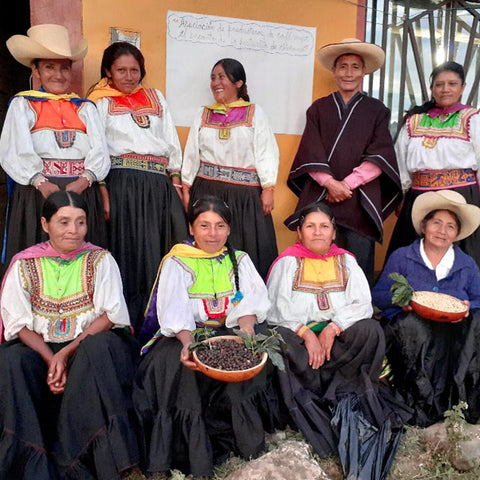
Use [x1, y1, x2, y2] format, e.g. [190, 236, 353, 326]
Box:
[197, 161, 260, 186]
[411, 168, 477, 190]
[296, 320, 328, 337]
[110, 153, 168, 175]
[195, 316, 227, 329]
[42, 158, 85, 177]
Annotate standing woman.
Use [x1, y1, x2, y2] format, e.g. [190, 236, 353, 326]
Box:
[182, 58, 279, 279]
[0, 24, 109, 267]
[88, 42, 187, 333]
[387, 61, 480, 266]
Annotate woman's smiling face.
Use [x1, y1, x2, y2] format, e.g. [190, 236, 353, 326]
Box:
[190, 210, 230, 253]
[210, 64, 242, 104]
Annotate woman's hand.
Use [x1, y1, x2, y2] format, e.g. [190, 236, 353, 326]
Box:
[237, 315, 256, 337]
[182, 186, 190, 212]
[451, 299, 470, 322]
[176, 330, 199, 370]
[47, 349, 70, 394]
[261, 189, 274, 216]
[37, 180, 61, 199]
[99, 184, 110, 221]
[302, 329, 323, 369]
[180, 344, 200, 370]
[65, 176, 89, 195]
[317, 326, 337, 367]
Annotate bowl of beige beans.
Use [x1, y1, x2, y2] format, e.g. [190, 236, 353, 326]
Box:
[410, 291, 468, 322]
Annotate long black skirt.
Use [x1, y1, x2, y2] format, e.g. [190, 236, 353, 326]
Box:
[386, 184, 480, 267]
[107, 169, 188, 334]
[133, 325, 286, 477]
[0, 329, 139, 480]
[382, 310, 480, 427]
[274, 320, 412, 480]
[3, 177, 107, 268]
[190, 178, 278, 279]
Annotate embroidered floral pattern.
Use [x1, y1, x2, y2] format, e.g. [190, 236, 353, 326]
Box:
[20, 250, 106, 342]
[107, 88, 162, 116]
[201, 105, 255, 130]
[293, 256, 348, 311]
[407, 108, 478, 149]
[54, 130, 76, 148]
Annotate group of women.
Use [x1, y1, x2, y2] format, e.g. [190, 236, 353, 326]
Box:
[0, 25, 279, 334]
[1, 23, 480, 480]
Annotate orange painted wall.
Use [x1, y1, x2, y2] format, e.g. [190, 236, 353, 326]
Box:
[80, 0, 368, 254]
[81, 0, 362, 254]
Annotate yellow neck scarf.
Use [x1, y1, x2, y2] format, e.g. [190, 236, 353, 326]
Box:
[87, 77, 143, 103]
[16, 90, 80, 101]
[205, 98, 251, 111]
[144, 243, 227, 315]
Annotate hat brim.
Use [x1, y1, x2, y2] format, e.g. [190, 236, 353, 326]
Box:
[6, 35, 87, 67]
[411, 191, 480, 241]
[317, 41, 385, 74]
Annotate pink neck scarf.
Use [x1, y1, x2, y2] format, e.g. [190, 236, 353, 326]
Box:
[266, 241, 353, 280]
[0, 241, 103, 342]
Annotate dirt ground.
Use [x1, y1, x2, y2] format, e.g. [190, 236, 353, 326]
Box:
[124, 425, 480, 480]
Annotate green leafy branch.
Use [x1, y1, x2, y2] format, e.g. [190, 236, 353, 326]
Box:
[188, 327, 216, 353]
[233, 327, 286, 371]
[388, 272, 414, 307]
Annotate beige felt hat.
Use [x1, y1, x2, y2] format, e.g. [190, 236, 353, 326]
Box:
[317, 38, 385, 74]
[412, 190, 480, 241]
[6, 24, 88, 67]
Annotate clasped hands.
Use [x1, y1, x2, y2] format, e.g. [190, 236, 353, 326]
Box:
[324, 178, 352, 203]
[302, 327, 337, 370]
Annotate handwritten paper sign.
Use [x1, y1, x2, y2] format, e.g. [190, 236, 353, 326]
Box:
[166, 11, 316, 135]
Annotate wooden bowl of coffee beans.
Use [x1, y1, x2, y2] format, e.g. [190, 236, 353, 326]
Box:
[192, 335, 268, 382]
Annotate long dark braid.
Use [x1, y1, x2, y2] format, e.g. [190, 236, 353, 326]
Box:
[225, 241, 240, 293]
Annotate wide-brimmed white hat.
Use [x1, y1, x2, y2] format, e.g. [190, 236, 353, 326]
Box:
[412, 190, 480, 241]
[6, 24, 88, 67]
[317, 38, 385, 74]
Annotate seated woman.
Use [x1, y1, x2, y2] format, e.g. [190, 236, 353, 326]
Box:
[373, 190, 480, 427]
[134, 196, 283, 478]
[0, 191, 139, 480]
[267, 202, 411, 480]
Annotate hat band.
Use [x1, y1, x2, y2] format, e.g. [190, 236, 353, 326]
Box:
[412, 168, 477, 190]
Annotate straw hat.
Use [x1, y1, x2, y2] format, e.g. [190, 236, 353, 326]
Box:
[317, 38, 385, 74]
[412, 190, 480, 241]
[6, 24, 88, 67]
